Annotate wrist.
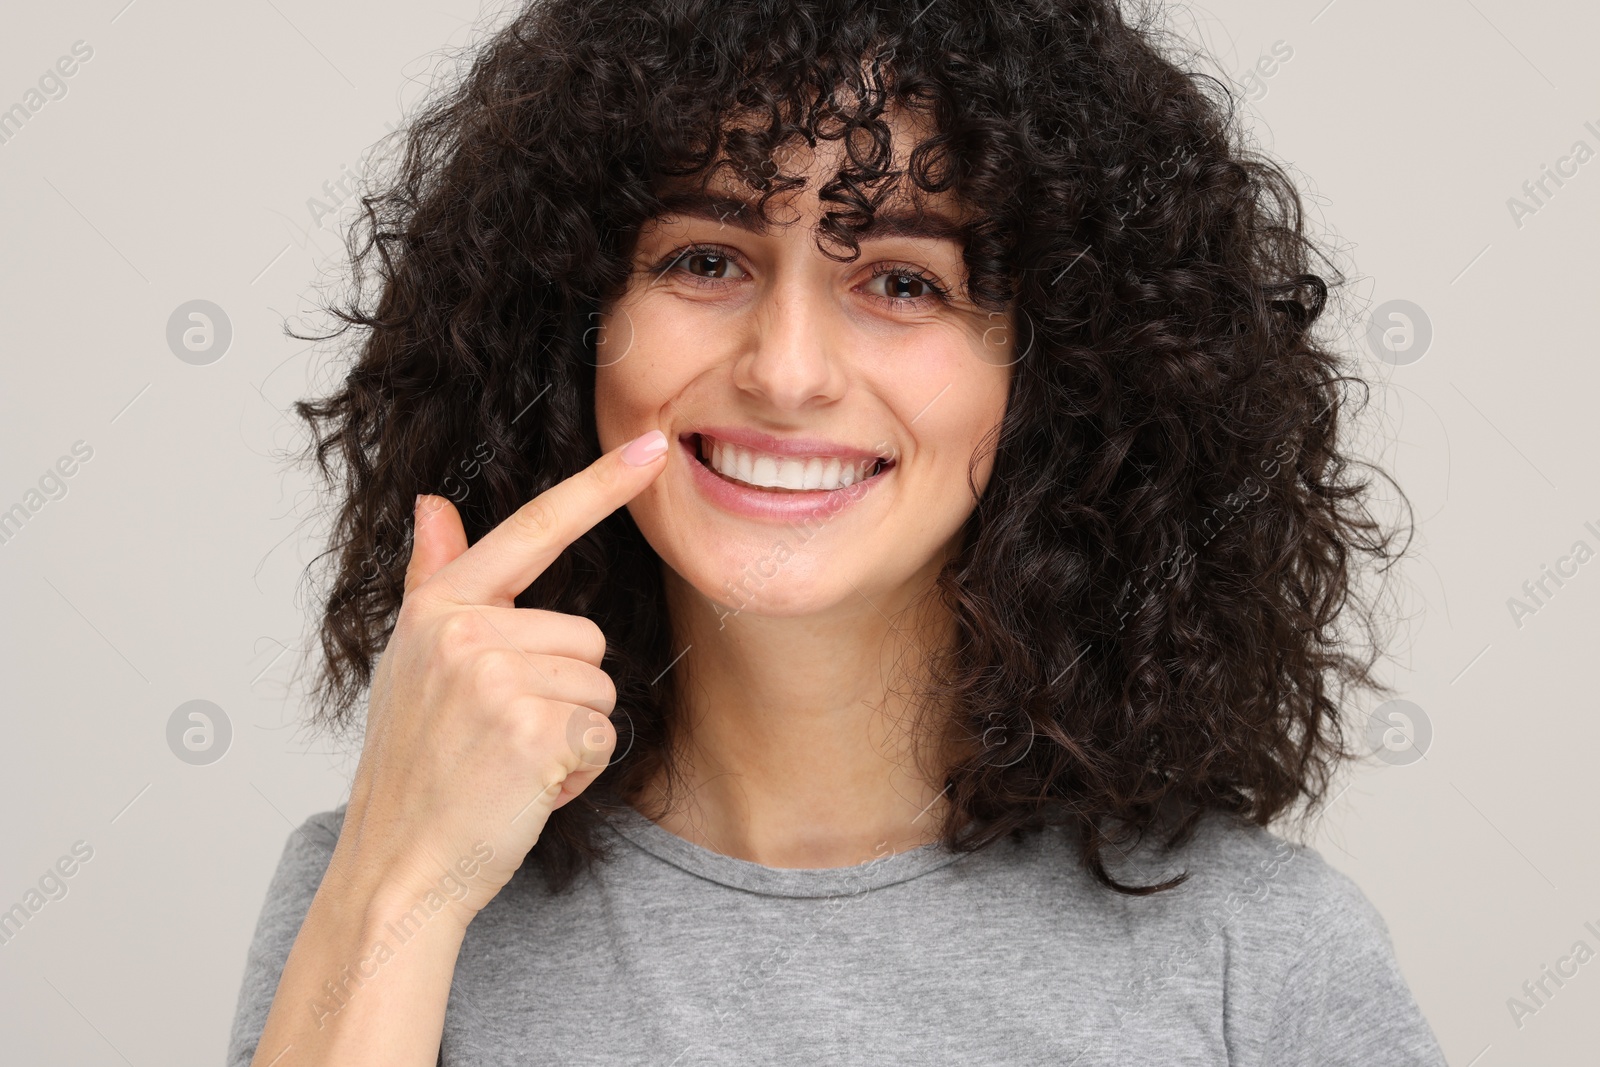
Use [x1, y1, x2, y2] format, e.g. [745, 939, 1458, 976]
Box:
[322, 835, 496, 937]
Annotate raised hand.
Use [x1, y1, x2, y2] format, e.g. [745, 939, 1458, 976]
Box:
[334, 428, 669, 920]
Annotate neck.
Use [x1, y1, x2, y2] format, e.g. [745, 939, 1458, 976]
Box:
[631, 555, 961, 869]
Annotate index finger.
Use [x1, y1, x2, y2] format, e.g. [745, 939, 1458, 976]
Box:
[424, 429, 669, 605]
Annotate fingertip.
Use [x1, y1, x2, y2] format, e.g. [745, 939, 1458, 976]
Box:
[620, 429, 669, 467]
[405, 494, 468, 595]
[415, 493, 451, 526]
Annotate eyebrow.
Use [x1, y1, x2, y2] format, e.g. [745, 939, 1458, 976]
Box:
[651, 187, 968, 243]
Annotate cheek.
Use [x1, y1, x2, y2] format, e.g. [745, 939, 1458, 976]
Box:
[928, 387, 1007, 497]
[593, 363, 634, 454]
[593, 307, 672, 452]
[893, 336, 1010, 483]
[592, 310, 631, 451]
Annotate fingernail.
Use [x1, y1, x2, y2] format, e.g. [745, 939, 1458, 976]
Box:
[621, 429, 668, 466]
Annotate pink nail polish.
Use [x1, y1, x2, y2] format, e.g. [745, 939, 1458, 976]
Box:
[621, 430, 668, 466]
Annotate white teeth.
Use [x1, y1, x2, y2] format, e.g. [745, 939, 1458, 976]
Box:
[701, 437, 882, 491]
[776, 458, 806, 490]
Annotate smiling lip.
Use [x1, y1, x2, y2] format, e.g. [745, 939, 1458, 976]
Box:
[678, 429, 895, 522]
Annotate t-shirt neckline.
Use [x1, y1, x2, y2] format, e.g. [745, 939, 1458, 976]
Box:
[602, 805, 969, 898]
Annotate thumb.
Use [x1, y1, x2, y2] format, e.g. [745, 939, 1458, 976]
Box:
[404, 494, 469, 596]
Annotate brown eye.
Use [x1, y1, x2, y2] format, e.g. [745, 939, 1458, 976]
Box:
[684, 251, 737, 279]
[866, 265, 948, 305]
[881, 272, 927, 299]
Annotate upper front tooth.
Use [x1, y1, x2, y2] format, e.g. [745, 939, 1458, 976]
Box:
[776, 458, 806, 490]
[704, 438, 880, 490]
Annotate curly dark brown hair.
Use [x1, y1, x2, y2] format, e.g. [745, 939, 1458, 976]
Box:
[288, 0, 1411, 896]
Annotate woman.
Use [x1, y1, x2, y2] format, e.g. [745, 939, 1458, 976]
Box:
[228, 0, 1447, 1063]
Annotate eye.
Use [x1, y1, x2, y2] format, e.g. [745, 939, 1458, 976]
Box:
[682, 250, 741, 280]
[657, 244, 747, 286]
[651, 243, 951, 308]
[864, 264, 950, 306]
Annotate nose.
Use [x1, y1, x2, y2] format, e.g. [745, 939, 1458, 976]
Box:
[731, 273, 849, 411]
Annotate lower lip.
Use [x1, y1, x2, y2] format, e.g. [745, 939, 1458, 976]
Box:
[680, 436, 890, 522]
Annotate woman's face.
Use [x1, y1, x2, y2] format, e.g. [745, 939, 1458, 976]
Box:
[594, 121, 1014, 624]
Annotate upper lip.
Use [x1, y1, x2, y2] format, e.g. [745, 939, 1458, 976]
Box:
[683, 426, 897, 464]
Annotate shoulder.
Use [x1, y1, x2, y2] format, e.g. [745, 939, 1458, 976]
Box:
[1204, 812, 1379, 930]
[1098, 808, 1386, 941]
[1091, 809, 1445, 1066]
[1078, 809, 1402, 1012]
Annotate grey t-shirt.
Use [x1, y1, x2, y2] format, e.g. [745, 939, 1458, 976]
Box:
[226, 803, 1447, 1066]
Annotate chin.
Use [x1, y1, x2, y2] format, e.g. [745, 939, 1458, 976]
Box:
[667, 544, 865, 623]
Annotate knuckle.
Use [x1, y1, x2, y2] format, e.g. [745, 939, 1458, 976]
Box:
[468, 647, 525, 695]
[511, 497, 560, 543]
[434, 610, 483, 652]
[507, 698, 569, 763]
[589, 456, 623, 493]
[500, 695, 543, 738]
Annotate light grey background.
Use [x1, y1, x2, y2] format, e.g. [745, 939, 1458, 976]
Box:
[0, 1, 1594, 1063]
